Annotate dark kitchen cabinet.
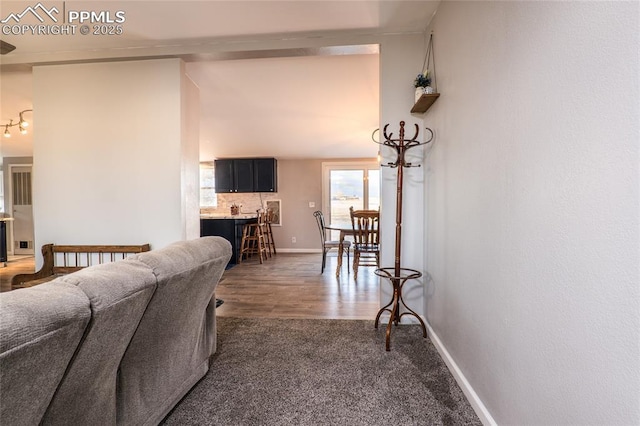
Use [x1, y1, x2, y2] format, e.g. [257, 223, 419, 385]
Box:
[214, 159, 234, 193]
[234, 159, 255, 192]
[214, 158, 277, 193]
[253, 158, 278, 192]
[0, 220, 7, 266]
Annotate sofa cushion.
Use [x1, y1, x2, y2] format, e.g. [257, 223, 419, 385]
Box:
[41, 259, 158, 426]
[0, 282, 91, 426]
[117, 236, 232, 426]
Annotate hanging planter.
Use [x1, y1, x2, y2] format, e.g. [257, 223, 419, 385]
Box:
[411, 32, 439, 112]
[414, 82, 435, 102]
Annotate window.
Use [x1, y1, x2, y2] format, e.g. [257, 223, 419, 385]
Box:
[322, 161, 379, 238]
[199, 162, 217, 208]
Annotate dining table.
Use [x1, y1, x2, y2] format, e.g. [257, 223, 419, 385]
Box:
[324, 225, 355, 277]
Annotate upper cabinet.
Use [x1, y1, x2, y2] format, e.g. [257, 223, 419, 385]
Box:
[213, 159, 234, 193]
[252, 158, 278, 192]
[214, 158, 277, 193]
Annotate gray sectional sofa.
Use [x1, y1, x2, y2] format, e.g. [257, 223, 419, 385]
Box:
[0, 236, 232, 426]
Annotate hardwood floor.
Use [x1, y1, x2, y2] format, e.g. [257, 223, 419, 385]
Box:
[216, 252, 380, 320]
[0, 255, 35, 293]
[0, 253, 381, 320]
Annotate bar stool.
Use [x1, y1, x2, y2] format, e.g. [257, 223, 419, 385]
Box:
[239, 213, 268, 264]
[255, 209, 271, 259]
[264, 208, 277, 256]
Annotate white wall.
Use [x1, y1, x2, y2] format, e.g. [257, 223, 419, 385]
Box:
[181, 67, 201, 241]
[32, 59, 199, 263]
[425, 2, 639, 424]
[379, 33, 428, 318]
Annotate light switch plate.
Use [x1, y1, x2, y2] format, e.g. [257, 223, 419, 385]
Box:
[309, 201, 315, 208]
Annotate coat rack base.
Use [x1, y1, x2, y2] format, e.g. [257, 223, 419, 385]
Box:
[374, 267, 427, 351]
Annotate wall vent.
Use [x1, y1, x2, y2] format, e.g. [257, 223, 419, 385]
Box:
[15, 240, 33, 249]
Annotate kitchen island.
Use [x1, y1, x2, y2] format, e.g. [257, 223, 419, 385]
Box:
[200, 214, 257, 265]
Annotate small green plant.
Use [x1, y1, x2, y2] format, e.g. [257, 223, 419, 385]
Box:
[414, 70, 432, 88]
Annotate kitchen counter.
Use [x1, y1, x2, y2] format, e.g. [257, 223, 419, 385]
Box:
[200, 214, 257, 220]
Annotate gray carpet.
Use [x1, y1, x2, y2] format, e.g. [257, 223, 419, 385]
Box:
[162, 317, 482, 425]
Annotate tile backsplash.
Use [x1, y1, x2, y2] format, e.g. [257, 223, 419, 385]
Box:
[200, 193, 280, 216]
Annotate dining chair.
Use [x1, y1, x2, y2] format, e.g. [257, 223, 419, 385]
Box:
[313, 211, 350, 274]
[349, 206, 380, 279]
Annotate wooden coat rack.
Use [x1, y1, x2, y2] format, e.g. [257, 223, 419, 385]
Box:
[373, 121, 433, 351]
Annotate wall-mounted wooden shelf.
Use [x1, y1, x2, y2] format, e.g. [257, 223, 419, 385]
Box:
[410, 93, 440, 113]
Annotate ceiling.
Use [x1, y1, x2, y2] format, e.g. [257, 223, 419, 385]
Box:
[0, 1, 439, 160]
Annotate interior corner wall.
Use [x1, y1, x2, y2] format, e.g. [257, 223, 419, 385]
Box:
[32, 58, 194, 265]
[379, 34, 426, 317]
[181, 67, 200, 241]
[425, 2, 639, 424]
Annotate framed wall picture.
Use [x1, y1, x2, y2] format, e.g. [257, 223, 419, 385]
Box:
[265, 199, 282, 226]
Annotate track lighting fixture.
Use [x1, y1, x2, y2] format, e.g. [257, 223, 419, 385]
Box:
[1, 109, 32, 137]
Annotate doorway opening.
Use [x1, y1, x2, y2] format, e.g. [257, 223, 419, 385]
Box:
[9, 164, 34, 256]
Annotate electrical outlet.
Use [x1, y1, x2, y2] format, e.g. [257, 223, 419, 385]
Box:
[291, 237, 297, 243]
[309, 201, 315, 208]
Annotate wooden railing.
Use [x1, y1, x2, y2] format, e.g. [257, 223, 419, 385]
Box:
[11, 243, 151, 289]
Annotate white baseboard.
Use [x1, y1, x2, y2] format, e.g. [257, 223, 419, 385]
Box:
[425, 321, 497, 426]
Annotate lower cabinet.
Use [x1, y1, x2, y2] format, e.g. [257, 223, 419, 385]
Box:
[0, 221, 7, 265]
[200, 218, 257, 265]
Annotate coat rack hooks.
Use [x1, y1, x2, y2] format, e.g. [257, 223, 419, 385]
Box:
[372, 123, 433, 168]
